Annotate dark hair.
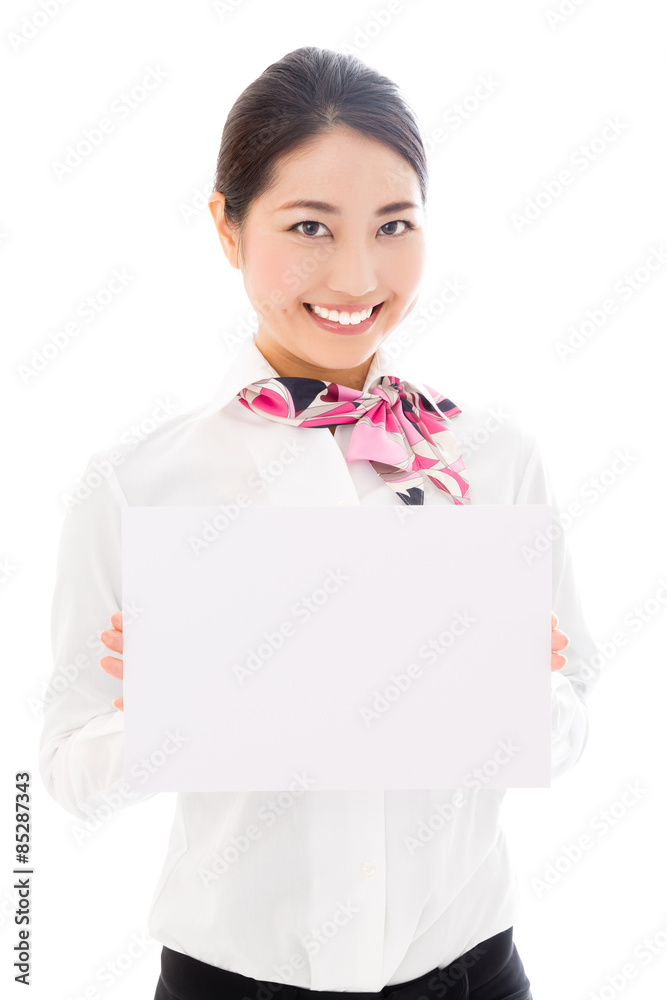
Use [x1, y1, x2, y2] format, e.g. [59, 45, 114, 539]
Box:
[212, 45, 428, 263]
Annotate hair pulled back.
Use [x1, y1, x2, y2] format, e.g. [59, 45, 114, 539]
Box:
[212, 46, 428, 260]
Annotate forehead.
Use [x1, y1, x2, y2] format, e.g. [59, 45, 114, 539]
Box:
[261, 128, 421, 207]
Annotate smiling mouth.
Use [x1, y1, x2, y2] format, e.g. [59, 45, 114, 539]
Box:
[303, 301, 384, 326]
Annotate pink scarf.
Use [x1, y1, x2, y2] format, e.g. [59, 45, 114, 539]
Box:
[237, 374, 471, 507]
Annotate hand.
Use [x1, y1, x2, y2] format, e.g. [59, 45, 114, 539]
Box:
[551, 611, 569, 671]
[100, 612, 123, 710]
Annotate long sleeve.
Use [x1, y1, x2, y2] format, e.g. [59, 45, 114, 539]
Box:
[515, 437, 601, 782]
[38, 448, 156, 820]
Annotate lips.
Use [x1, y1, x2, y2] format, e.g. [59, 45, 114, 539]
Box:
[303, 301, 383, 335]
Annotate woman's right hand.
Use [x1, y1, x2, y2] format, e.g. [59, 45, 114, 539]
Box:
[100, 612, 123, 711]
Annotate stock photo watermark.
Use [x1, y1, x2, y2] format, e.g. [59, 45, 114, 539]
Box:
[51, 66, 169, 179]
[197, 771, 316, 887]
[545, 0, 592, 29]
[187, 438, 307, 553]
[531, 779, 648, 897]
[456, 405, 512, 459]
[231, 567, 351, 684]
[178, 170, 216, 223]
[404, 737, 522, 855]
[61, 929, 157, 998]
[258, 896, 362, 986]
[510, 116, 628, 234]
[7, 0, 72, 52]
[574, 577, 667, 684]
[585, 914, 667, 1000]
[424, 75, 501, 156]
[69, 728, 191, 847]
[212, 0, 249, 18]
[520, 447, 639, 566]
[0, 557, 17, 585]
[60, 397, 182, 510]
[554, 245, 667, 361]
[18, 268, 135, 385]
[338, 0, 417, 56]
[27, 599, 143, 717]
[357, 609, 477, 727]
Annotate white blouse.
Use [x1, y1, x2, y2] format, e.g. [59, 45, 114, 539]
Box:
[39, 331, 600, 991]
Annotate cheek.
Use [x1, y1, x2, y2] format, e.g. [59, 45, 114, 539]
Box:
[243, 236, 291, 311]
[381, 243, 424, 298]
[243, 234, 316, 314]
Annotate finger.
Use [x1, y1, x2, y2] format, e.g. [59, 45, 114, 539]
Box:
[551, 628, 570, 652]
[100, 628, 123, 654]
[112, 696, 124, 711]
[110, 612, 123, 631]
[551, 612, 558, 630]
[100, 655, 123, 680]
[551, 650, 567, 671]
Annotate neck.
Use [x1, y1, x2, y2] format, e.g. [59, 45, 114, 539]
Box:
[255, 333, 372, 392]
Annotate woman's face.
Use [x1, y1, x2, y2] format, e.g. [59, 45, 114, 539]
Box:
[209, 126, 426, 385]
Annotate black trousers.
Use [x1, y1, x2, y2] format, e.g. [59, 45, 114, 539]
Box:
[153, 926, 532, 1000]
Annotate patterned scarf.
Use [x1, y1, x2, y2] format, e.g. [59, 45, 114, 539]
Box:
[237, 374, 470, 506]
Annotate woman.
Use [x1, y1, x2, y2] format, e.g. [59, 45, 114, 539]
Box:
[40, 46, 598, 1000]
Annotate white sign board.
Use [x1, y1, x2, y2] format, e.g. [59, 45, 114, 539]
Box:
[122, 504, 553, 792]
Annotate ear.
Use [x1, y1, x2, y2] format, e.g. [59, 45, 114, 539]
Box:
[208, 191, 241, 269]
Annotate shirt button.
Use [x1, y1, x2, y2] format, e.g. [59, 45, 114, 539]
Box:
[361, 861, 376, 876]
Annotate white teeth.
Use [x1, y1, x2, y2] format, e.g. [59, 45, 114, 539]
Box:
[308, 304, 375, 325]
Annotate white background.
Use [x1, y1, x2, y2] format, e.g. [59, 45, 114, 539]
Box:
[2, 0, 665, 997]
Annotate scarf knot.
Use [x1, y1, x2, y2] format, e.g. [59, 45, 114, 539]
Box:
[237, 374, 470, 507]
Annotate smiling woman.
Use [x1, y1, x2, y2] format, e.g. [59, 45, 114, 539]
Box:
[196, 45, 537, 999]
[212, 130, 425, 376]
[39, 43, 601, 1000]
[207, 48, 428, 390]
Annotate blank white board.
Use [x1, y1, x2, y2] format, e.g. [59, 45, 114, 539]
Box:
[121, 504, 553, 792]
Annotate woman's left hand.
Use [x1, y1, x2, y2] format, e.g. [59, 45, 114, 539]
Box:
[551, 612, 569, 671]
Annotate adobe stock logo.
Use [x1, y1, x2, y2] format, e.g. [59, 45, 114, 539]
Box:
[510, 117, 628, 233]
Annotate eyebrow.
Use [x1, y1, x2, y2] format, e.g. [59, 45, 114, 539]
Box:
[275, 199, 420, 217]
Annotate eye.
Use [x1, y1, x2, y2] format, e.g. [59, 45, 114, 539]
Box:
[379, 220, 414, 236]
[291, 220, 330, 238]
[289, 219, 415, 239]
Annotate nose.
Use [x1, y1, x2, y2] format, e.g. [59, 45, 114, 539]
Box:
[324, 239, 379, 300]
